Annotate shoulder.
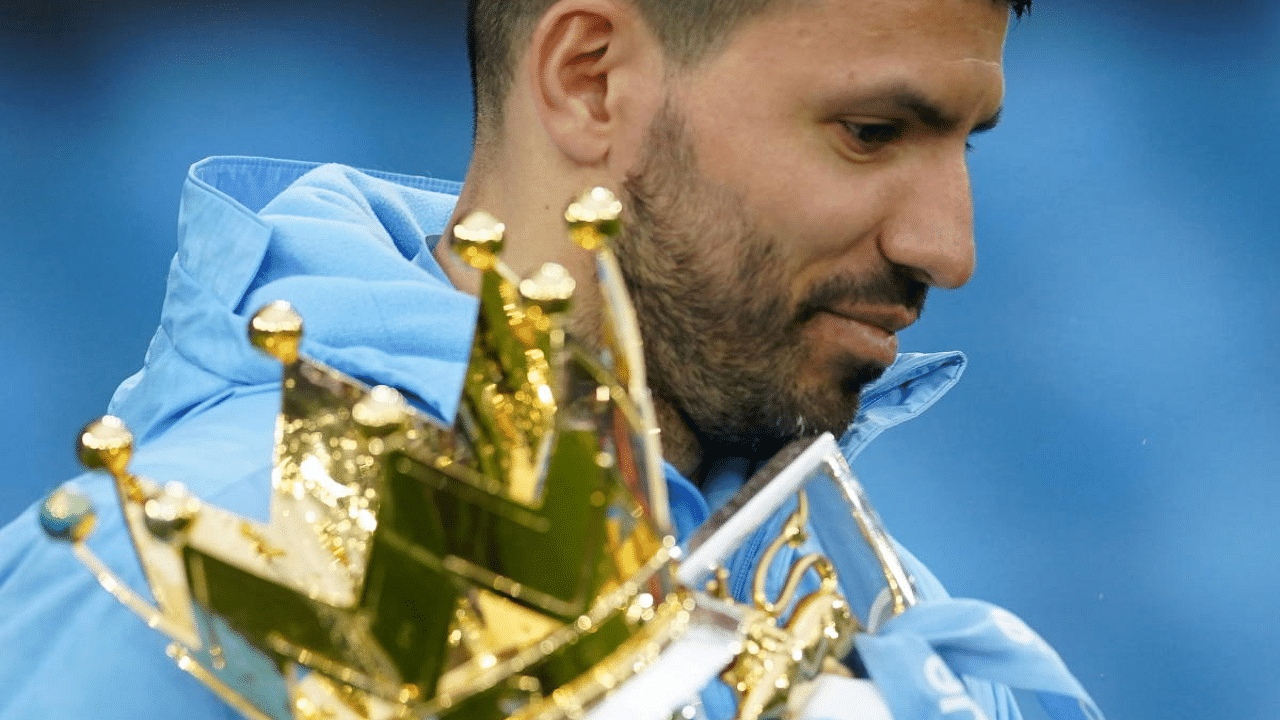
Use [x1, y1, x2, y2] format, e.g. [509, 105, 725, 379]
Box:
[0, 389, 280, 719]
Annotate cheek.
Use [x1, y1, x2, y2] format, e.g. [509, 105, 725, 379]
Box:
[750, 178, 891, 283]
[682, 84, 800, 199]
[681, 98, 890, 283]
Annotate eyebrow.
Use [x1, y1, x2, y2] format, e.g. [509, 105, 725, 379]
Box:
[880, 87, 1003, 136]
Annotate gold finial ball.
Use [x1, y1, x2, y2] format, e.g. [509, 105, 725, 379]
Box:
[519, 262, 576, 315]
[77, 415, 134, 477]
[451, 211, 506, 270]
[249, 300, 304, 364]
[143, 482, 200, 540]
[353, 385, 409, 435]
[564, 187, 622, 251]
[565, 187, 622, 224]
[39, 486, 97, 543]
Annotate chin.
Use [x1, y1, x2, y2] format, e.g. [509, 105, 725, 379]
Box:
[789, 358, 888, 437]
[836, 356, 889, 396]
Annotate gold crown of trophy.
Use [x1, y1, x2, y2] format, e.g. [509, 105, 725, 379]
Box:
[40, 188, 919, 720]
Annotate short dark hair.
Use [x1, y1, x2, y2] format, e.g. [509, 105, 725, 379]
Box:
[467, 0, 1031, 138]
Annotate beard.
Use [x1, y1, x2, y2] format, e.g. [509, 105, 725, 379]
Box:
[606, 100, 928, 457]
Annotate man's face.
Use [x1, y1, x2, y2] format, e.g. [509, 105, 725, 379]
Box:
[612, 0, 1008, 454]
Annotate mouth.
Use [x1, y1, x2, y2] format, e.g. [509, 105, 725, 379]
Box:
[807, 305, 918, 369]
[822, 305, 918, 335]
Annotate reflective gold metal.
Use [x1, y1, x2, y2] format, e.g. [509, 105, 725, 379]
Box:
[520, 263, 576, 317]
[44, 189, 728, 720]
[250, 300, 304, 364]
[719, 494, 860, 720]
[45, 187, 887, 720]
[142, 482, 200, 540]
[565, 188, 622, 252]
[451, 210, 506, 271]
[39, 487, 96, 543]
[76, 415, 136, 485]
[350, 385, 409, 435]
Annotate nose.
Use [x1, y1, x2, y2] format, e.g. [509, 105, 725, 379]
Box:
[877, 151, 976, 290]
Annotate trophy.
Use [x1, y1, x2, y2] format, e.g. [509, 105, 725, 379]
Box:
[40, 188, 917, 720]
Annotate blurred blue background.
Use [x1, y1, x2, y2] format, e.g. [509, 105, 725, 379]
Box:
[2, 1, 1276, 718]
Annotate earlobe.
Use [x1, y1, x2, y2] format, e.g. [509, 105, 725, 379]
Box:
[531, 1, 637, 165]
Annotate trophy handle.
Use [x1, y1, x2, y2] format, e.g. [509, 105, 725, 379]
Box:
[676, 435, 834, 588]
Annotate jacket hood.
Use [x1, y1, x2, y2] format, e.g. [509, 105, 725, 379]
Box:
[109, 157, 476, 442]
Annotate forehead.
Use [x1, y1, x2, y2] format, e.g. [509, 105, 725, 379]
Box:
[681, 0, 1009, 112]
[740, 0, 1007, 62]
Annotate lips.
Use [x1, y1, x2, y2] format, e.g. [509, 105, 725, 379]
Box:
[822, 305, 918, 335]
[808, 305, 918, 368]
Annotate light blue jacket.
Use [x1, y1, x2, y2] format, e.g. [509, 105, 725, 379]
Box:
[0, 157, 1016, 720]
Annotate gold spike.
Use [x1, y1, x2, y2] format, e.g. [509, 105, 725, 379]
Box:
[77, 415, 134, 479]
[142, 482, 201, 541]
[519, 262, 576, 317]
[352, 385, 409, 436]
[249, 300, 304, 364]
[452, 211, 506, 270]
[39, 487, 97, 543]
[564, 187, 622, 251]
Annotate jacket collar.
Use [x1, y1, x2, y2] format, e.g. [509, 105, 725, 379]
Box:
[113, 157, 965, 485]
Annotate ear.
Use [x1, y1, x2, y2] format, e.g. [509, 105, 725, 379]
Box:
[529, 0, 661, 166]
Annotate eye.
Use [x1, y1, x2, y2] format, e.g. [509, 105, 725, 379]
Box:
[840, 121, 903, 155]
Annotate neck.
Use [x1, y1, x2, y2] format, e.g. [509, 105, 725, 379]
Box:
[438, 158, 709, 485]
[652, 397, 704, 480]
[437, 144, 605, 291]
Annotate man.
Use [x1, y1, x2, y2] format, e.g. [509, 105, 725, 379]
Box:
[0, 0, 1101, 718]
[449, 0, 1007, 476]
